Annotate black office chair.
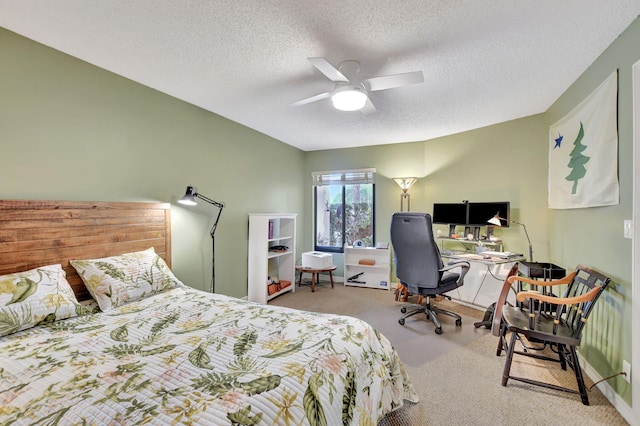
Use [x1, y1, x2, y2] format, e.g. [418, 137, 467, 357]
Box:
[390, 212, 470, 334]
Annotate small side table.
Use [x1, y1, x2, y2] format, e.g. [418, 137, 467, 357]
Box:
[295, 265, 336, 292]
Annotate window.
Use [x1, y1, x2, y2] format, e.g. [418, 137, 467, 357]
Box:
[313, 168, 375, 253]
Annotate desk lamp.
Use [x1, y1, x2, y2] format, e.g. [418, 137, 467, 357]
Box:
[392, 177, 418, 211]
[179, 185, 225, 293]
[487, 213, 533, 261]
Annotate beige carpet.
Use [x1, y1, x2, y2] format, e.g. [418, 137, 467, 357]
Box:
[270, 280, 628, 425]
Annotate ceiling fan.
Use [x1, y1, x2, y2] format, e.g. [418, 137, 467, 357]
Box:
[292, 57, 424, 114]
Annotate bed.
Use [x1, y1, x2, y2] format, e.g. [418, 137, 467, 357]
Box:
[0, 200, 417, 425]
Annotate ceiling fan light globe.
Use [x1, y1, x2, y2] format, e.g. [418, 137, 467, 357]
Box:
[331, 89, 367, 111]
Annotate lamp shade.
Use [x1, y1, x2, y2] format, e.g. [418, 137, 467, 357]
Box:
[178, 186, 198, 206]
[487, 213, 506, 226]
[392, 177, 418, 193]
[331, 86, 368, 111]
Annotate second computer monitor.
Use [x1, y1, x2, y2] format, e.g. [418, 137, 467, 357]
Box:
[467, 202, 510, 227]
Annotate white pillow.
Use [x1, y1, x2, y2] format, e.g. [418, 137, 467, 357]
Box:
[0, 264, 82, 336]
[70, 247, 184, 311]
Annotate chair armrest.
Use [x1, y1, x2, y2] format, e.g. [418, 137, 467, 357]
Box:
[516, 285, 602, 306]
[507, 271, 577, 288]
[441, 261, 470, 285]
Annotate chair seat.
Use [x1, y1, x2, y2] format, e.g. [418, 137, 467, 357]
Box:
[410, 272, 461, 297]
[501, 306, 580, 347]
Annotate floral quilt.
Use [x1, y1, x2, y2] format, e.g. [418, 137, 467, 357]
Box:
[0, 286, 417, 425]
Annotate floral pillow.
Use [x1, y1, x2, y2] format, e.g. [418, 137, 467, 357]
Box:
[0, 264, 84, 337]
[70, 247, 184, 311]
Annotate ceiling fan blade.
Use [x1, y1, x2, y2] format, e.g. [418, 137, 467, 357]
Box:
[308, 57, 350, 83]
[360, 98, 377, 115]
[364, 70, 424, 92]
[291, 91, 331, 107]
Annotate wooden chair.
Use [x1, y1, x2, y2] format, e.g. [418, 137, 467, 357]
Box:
[492, 264, 611, 405]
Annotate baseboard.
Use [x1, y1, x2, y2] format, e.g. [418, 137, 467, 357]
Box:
[579, 352, 637, 425]
[449, 298, 486, 313]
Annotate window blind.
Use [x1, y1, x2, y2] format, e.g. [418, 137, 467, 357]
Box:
[312, 168, 376, 186]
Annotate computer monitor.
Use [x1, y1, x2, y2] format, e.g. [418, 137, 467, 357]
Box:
[467, 202, 510, 227]
[432, 203, 468, 236]
[432, 203, 468, 225]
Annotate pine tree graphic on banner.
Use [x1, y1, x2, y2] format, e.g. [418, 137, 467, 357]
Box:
[565, 122, 590, 194]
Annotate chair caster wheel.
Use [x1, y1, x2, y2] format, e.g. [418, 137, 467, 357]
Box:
[456, 319, 462, 327]
[435, 327, 442, 335]
[400, 307, 407, 314]
[399, 318, 405, 325]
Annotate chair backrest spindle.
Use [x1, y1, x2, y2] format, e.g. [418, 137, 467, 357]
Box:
[559, 265, 610, 339]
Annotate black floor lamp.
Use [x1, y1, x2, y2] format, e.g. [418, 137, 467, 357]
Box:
[179, 185, 225, 293]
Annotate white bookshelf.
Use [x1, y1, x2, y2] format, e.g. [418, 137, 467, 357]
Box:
[343, 246, 391, 290]
[248, 213, 296, 304]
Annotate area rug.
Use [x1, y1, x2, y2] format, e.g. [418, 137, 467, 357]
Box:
[270, 283, 628, 425]
[380, 333, 628, 425]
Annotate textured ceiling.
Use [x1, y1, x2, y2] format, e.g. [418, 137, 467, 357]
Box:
[1, 1, 639, 151]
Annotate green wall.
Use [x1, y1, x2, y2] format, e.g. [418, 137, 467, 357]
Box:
[544, 16, 638, 405]
[1, 15, 638, 409]
[304, 17, 639, 406]
[303, 114, 549, 276]
[0, 28, 306, 299]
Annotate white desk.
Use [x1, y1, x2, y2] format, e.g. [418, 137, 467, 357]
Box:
[443, 253, 523, 309]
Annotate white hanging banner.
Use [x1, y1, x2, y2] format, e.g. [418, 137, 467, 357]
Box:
[548, 71, 619, 209]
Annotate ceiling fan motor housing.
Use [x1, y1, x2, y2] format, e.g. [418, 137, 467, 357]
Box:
[293, 57, 424, 113]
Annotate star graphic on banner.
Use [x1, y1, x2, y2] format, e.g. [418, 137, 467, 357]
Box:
[554, 133, 563, 149]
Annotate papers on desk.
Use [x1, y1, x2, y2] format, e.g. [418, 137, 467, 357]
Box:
[442, 251, 524, 262]
[479, 250, 519, 259]
[450, 253, 482, 259]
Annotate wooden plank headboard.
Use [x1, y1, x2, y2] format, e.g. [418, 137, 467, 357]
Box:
[0, 200, 171, 301]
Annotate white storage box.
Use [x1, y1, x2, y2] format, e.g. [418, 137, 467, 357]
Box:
[302, 251, 333, 268]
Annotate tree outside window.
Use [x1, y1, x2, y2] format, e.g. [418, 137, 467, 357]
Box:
[313, 169, 375, 253]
